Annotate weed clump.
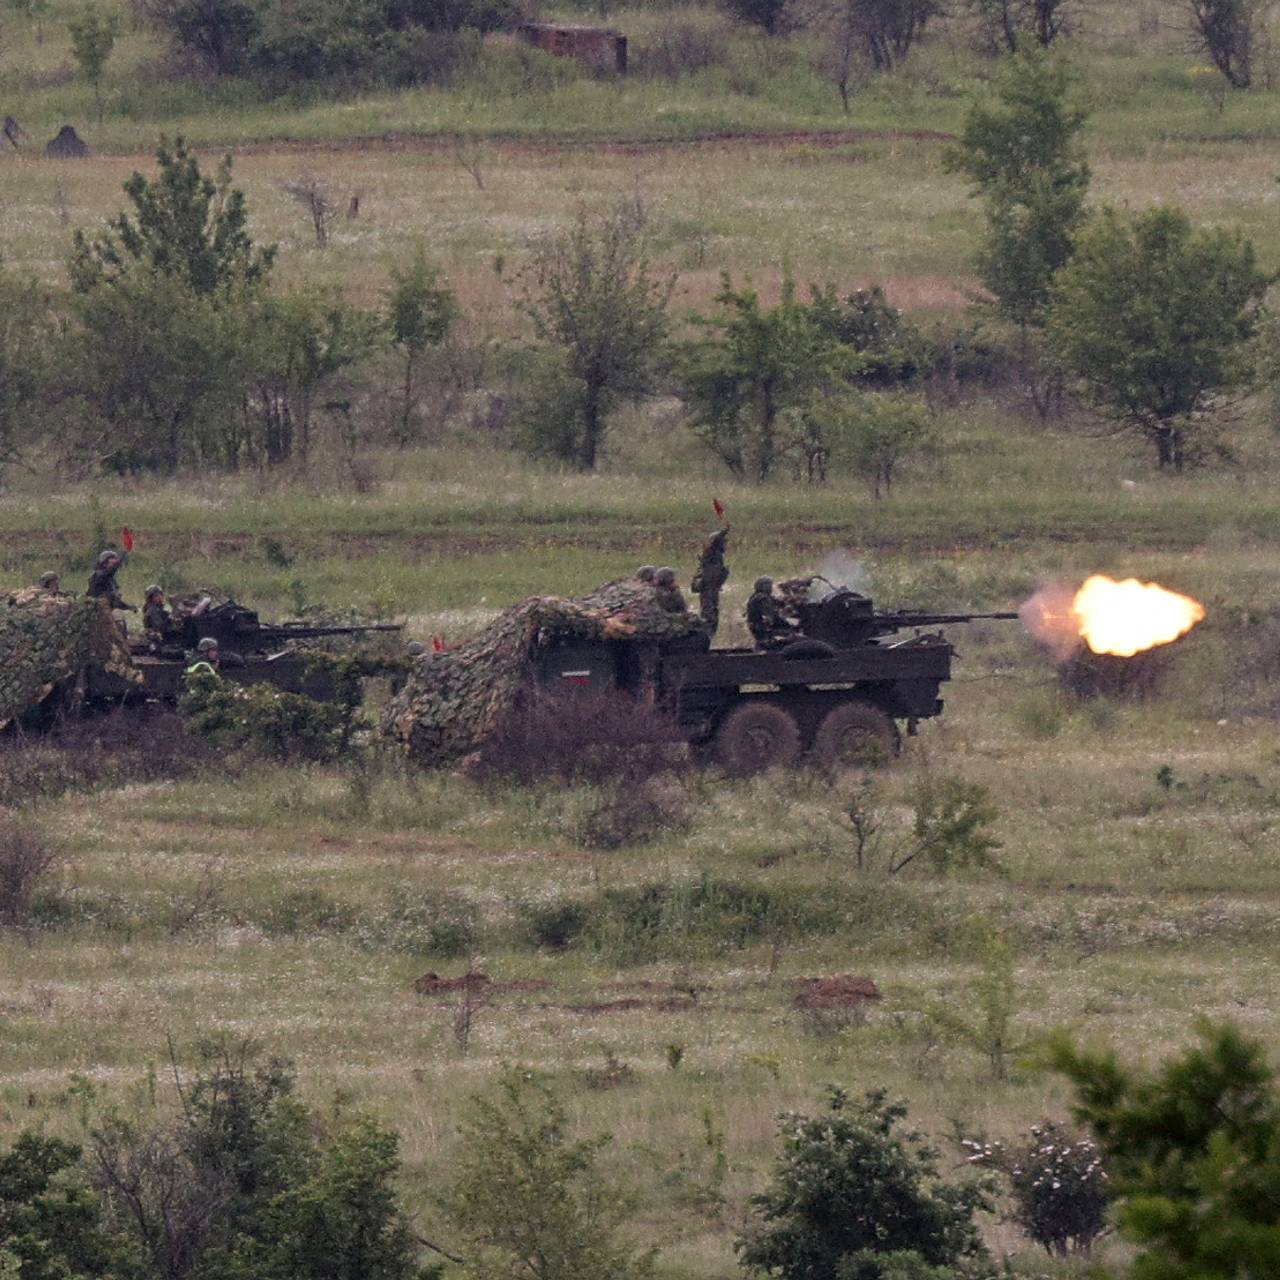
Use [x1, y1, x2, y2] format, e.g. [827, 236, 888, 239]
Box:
[473, 690, 686, 787]
[0, 822, 59, 928]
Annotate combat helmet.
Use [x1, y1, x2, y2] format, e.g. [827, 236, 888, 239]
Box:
[38, 571, 59, 589]
[95, 549, 120, 569]
[754, 576, 773, 593]
[196, 637, 219, 654]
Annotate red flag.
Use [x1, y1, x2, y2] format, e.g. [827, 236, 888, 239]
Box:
[712, 498, 725, 520]
[121, 527, 135, 553]
[432, 635, 445, 652]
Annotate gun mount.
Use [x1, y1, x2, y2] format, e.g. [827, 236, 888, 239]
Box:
[785, 580, 1017, 651]
[165, 599, 403, 655]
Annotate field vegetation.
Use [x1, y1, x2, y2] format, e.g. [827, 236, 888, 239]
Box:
[1, 0, 1280, 1274]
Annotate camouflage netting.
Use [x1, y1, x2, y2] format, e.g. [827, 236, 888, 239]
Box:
[383, 579, 705, 766]
[0, 590, 140, 727]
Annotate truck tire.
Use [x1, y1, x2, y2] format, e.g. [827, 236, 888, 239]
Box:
[777, 638, 837, 660]
[812, 701, 899, 770]
[714, 702, 802, 776]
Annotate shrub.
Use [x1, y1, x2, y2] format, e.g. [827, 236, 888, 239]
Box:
[359, 888, 478, 956]
[962, 1121, 1108, 1256]
[575, 775, 693, 850]
[446, 1069, 653, 1280]
[737, 1087, 995, 1280]
[257, 887, 357, 937]
[0, 825, 58, 928]
[472, 690, 687, 787]
[634, 19, 731, 78]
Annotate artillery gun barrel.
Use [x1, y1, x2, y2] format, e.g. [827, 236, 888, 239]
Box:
[872, 610, 1019, 629]
[247, 623, 405, 642]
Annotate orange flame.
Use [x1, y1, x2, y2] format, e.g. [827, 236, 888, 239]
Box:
[1020, 575, 1205, 660]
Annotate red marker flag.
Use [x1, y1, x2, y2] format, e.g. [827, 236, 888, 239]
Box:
[712, 497, 726, 520]
[121, 527, 135, 553]
[432, 635, 446, 653]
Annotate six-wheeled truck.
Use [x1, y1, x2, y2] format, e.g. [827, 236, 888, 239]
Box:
[530, 587, 1017, 774]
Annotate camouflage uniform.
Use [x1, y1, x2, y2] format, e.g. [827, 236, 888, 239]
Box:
[653, 567, 688, 614]
[690, 527, 730, 636]
[746, 577, 795, 648]
[143, 586, 172, 643]
[86, 552, 133, 612]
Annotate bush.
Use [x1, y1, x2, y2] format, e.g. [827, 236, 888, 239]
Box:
[738, 1087, 995, 1280]
[0, 825, 58, 928]
[962, 1122, 1108, 1256]
[358, 888, 478, 956]
[575, 775, 693, 850]
[472, 690, 687, 787]
[634, 19, 731, 78]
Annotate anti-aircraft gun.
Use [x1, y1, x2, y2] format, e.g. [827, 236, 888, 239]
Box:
[85, 598, 404, 707]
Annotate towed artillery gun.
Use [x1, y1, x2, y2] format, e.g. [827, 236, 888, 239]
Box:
[385, 577, 1017, 775]
[1, 589, 402, 728]
[89, 598, 404, 706]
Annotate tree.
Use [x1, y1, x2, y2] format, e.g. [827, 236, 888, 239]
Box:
[737, 1087, 994, 1280]
[70, 137, 276, 296]
[6, 0, 50, 44]
[946, 47, 1090, 413]
[67, 2, 121, 125]
[0, 269, 58, 481]
[682, 276, 838, 482]
[1053, 1020, 1280, 1278]
[850, 0, 941, 69]
[72, 269, 247, 473]
[816, 391, 932, 498]
[138, 0, 262, 75]
[723, 0, 797, 35]
[515, 201, 672, 471]
[1046, 205, 1267, 470]
[1187, 0, 1258, 88]
[446, 1070, 653, 1280]
[970, 0, 1071, 52]
[804, 0, 872, 112]
[387, 249, 458, 446]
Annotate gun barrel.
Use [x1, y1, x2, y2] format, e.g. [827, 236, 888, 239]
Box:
[250, 623, 405, 641]
[874, 611, 1020, 628]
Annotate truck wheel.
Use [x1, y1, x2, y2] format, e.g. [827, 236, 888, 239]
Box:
[714, 702, 802, 776]
[812, 701, 899, 770]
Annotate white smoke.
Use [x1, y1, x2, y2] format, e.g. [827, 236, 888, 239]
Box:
[813, 552, 873, 601]
[1019, 580, 1083, 663]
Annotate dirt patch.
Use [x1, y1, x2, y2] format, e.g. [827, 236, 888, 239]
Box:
[411, 971, 550, 996]
[791, 975, 881, 1010]
[560, 996, 698, 1014]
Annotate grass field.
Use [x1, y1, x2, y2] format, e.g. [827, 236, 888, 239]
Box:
[2, 0, 1280, 1273]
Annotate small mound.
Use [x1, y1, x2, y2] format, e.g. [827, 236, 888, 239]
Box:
[792, 975, 882, 1010]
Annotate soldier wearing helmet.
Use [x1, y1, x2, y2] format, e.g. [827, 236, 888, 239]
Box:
[142, 585, 173, 644]
[37, 571, 64, 595]
[653, 566, 688, 614]
[746, 575, 796, 648]
[186, 636, 221, 678]
[636, 565, 658, 584]
[85, 550, 135, 613]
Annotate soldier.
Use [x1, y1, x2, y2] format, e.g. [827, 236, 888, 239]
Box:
[746, 576, 797, 648]
[653, 566, 688, 614]
[85, 550, 135, 613]
[691, 527, 730, 636]
[636, 565, 658, 584]
[186, 636, 222, 677]
[142, 585, 173, 643]
[38, 571, 63, 594]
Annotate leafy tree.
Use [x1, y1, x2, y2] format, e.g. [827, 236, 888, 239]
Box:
[818, 390, 932, 498]
[0, 269, 58, 480]
[1046, 205, 1267, 470]
[1053, 1020, 1280, 1278]
[737, 1087, 994, 1280]
[446, 1069, 653, 1280]
[241, 289, 383, 465]
[138, 0, 262, 74]
[72, 269, 247, 473]
[970, 0, 1071, 52]
[682, 275, 838, 482]
[387, 249, 459, 446]
[83, 1039, 432, 1280]
[722, 0, 796, 35]
[851, 0, 940, 69]
[67, 2, 121, 124]
[1188, 0, 1258, 87]
[0, 1133, 122, 1280]
[946, 46, 1089, 413]
[5, 0, 50, 43]
[803, 0, 871, 112]
[70, 137, 276, 296]
[808, 285, 928, 388]
[515, 201, 672, 471]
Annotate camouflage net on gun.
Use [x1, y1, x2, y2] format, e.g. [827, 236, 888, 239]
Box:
[0, 590, 140, 727]
[383, 578, 704, 767]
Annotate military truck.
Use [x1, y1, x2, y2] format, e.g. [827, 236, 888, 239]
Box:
[531, 586, 1015, 773]
[385, 578, 1015, 774]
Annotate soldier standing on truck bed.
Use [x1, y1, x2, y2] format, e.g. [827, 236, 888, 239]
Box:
[691, 526, 730, 636]
[653, 567, 688, 614]
[746, 576, 798, 649]
[85, 550, 135, 613]
[143, 585, 174, 645]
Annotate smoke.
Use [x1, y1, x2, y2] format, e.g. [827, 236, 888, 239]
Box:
[813, 552, 872, 602]
[1019, 581, 1084, 664]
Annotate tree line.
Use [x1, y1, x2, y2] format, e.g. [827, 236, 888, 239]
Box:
[0, 49, 1271, 487]
[0, 1021, 1275, 1279]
